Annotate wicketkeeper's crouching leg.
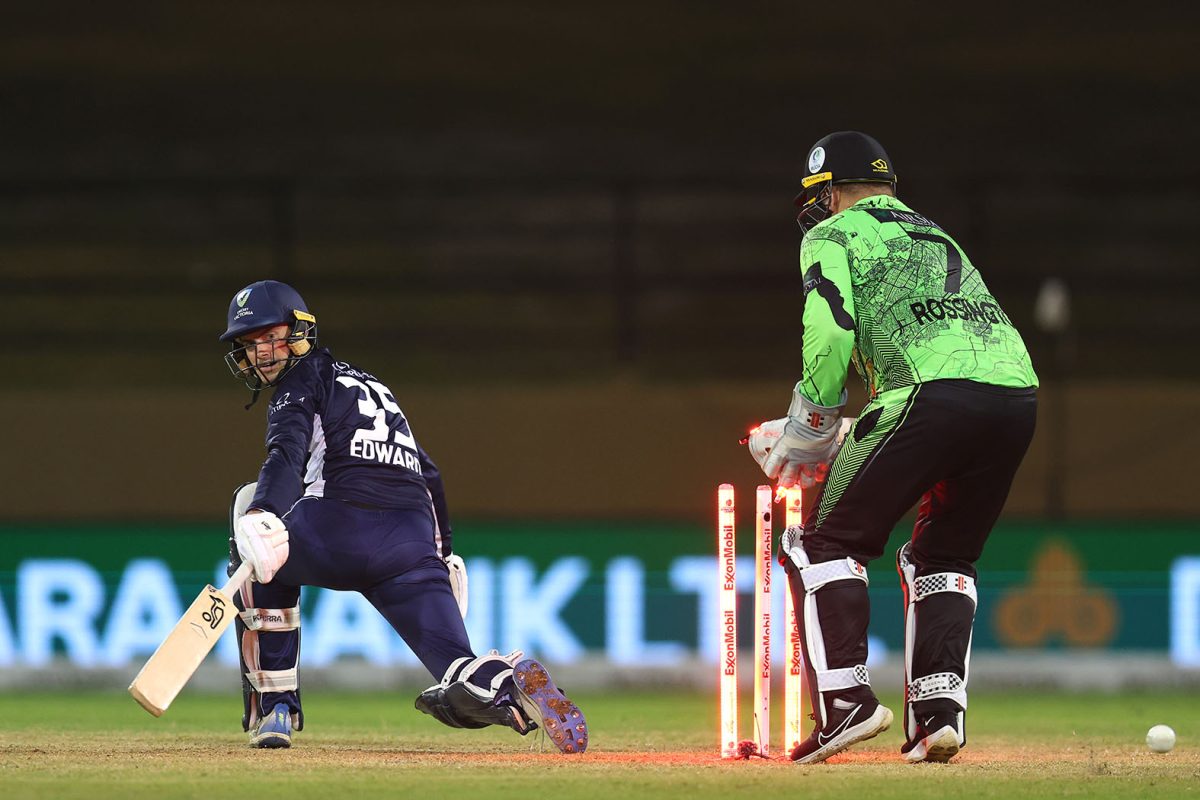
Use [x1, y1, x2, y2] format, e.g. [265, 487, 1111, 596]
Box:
[229, 482, 303, 749]
[782, 526, 893, 764]
[897, 541, 976, 763]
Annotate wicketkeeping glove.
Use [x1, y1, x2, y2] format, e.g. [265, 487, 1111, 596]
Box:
[235, 511, 290, 584]
[745, 417, 832, 490]
[761, 387, 847, 489]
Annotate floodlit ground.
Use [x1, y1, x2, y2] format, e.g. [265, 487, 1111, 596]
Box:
[2, 690, 1196, 799]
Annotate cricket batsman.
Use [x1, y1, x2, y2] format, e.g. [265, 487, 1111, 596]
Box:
[746, 132, 1038, 763]
[218, 280, 587, 752]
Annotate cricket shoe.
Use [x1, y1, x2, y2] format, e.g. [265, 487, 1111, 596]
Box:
[249, 703, 293, 748]
[510, 659, 588, 754]
[790, 695, 893, 764]
[416, 679, 536, 734]
[902, 707, 963, 763]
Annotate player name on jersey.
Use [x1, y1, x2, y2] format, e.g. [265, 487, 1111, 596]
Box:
[909, 296, 1013, 327]
[349, 438, 423, 472]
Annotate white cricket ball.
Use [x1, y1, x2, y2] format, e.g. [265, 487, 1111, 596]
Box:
[1146, 724, 1176, 753]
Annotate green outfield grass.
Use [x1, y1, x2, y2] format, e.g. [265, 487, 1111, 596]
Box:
[0, 689, 1196, 799]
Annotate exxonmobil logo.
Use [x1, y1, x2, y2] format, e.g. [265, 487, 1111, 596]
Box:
[760, 621, 771, 679]
[722, 609, 737, 676]
[721, 525, 735, 591]
[788, 621, 803, 675]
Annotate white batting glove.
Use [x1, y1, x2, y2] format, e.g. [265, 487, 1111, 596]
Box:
[761, 388, 847, 489]
[235, 511, 290, 584]
[444, 554, 468, 618]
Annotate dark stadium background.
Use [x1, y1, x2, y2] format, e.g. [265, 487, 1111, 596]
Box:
[1, 3, 1199, 737]
[3, 3, 1194, 522]
[4, 17, 1200, 799]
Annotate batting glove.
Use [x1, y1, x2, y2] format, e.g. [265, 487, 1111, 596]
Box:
[236, 511, 290, 584]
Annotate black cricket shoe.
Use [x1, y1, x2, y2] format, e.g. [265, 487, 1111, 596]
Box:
[902, 703, 963, 763]
[415, 681, 538, 736]
[790, 692, 893, 764]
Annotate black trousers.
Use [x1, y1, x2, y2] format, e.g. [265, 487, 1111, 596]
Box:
[788, 379, 1036, 720]
[807, 379, 1037, 577]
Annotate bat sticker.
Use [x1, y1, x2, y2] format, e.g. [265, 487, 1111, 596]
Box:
[202, 593, 227, 629]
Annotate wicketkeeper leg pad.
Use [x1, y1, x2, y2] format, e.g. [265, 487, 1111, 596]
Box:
[897, 541, 976, 747]
[781, 530, 874, 729]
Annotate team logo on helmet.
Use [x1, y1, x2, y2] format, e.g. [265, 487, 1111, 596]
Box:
[807, 146, 826, 174]
[236, 288, 252, 307]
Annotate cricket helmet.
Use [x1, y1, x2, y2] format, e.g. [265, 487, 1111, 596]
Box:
[219, 280, 318, 392]
[795, 131, 897, 236]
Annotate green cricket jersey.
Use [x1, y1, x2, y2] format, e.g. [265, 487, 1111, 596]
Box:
[799, 194, 1038, 405]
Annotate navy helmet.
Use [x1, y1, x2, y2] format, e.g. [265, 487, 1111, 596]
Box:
[220, 280, 318, 393]
[795, 131, 897, 236]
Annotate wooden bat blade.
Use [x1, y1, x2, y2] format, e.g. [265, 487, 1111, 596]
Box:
[128, 563, 251, 716]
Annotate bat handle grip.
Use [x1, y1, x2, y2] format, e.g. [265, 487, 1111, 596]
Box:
[220, 561, 253, 596]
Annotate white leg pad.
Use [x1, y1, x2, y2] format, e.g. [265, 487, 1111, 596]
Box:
[899, 542, 977, 741]
[438, 656, 473, 686]
[785, 534, 871, 727]
[459, 649, 523, 695]
[912, 572, 978, 604]
[246, 668, 299, 692]
[238, 578, 302, 730]
[239, 604, 301, 631]
[817, 664, 872, 692]
[907, 672, 966, 706]
[428, 649, 524, 699]
[799, 557, 870, 591]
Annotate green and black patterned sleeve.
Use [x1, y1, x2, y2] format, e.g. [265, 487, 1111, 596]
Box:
[798, 228, 857, 407]
[797, 195, 1037, 402]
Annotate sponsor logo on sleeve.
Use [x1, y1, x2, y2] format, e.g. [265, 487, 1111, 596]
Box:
[267, 392, 306, 415]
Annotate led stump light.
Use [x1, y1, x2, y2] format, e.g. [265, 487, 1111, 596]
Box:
[718, 483, 808, 759]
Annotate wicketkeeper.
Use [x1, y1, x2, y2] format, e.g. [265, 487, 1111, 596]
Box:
[219, 280, 587, 753]
[747, 132, 1038, 764]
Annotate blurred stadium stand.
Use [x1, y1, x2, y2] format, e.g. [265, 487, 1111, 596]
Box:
[2, 2, 1197, 518]
[2, 173, 1195, 385]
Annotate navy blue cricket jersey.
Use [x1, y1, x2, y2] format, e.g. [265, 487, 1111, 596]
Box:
[249, 348, 452, 553]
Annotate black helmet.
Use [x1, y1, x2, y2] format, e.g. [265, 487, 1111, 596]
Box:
[219, 280, 318, 394]
[795, 131, 897, 236]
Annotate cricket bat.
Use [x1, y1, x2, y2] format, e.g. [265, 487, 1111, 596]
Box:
[128, 561, 252, 716]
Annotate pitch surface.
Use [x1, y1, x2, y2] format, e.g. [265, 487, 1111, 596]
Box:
[1, 690, 1195, 799]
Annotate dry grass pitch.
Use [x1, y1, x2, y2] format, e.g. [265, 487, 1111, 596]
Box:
[2, 690, 1196, 799]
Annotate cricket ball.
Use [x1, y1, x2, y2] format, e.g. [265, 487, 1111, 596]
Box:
[1146, 724, 1176, 753]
